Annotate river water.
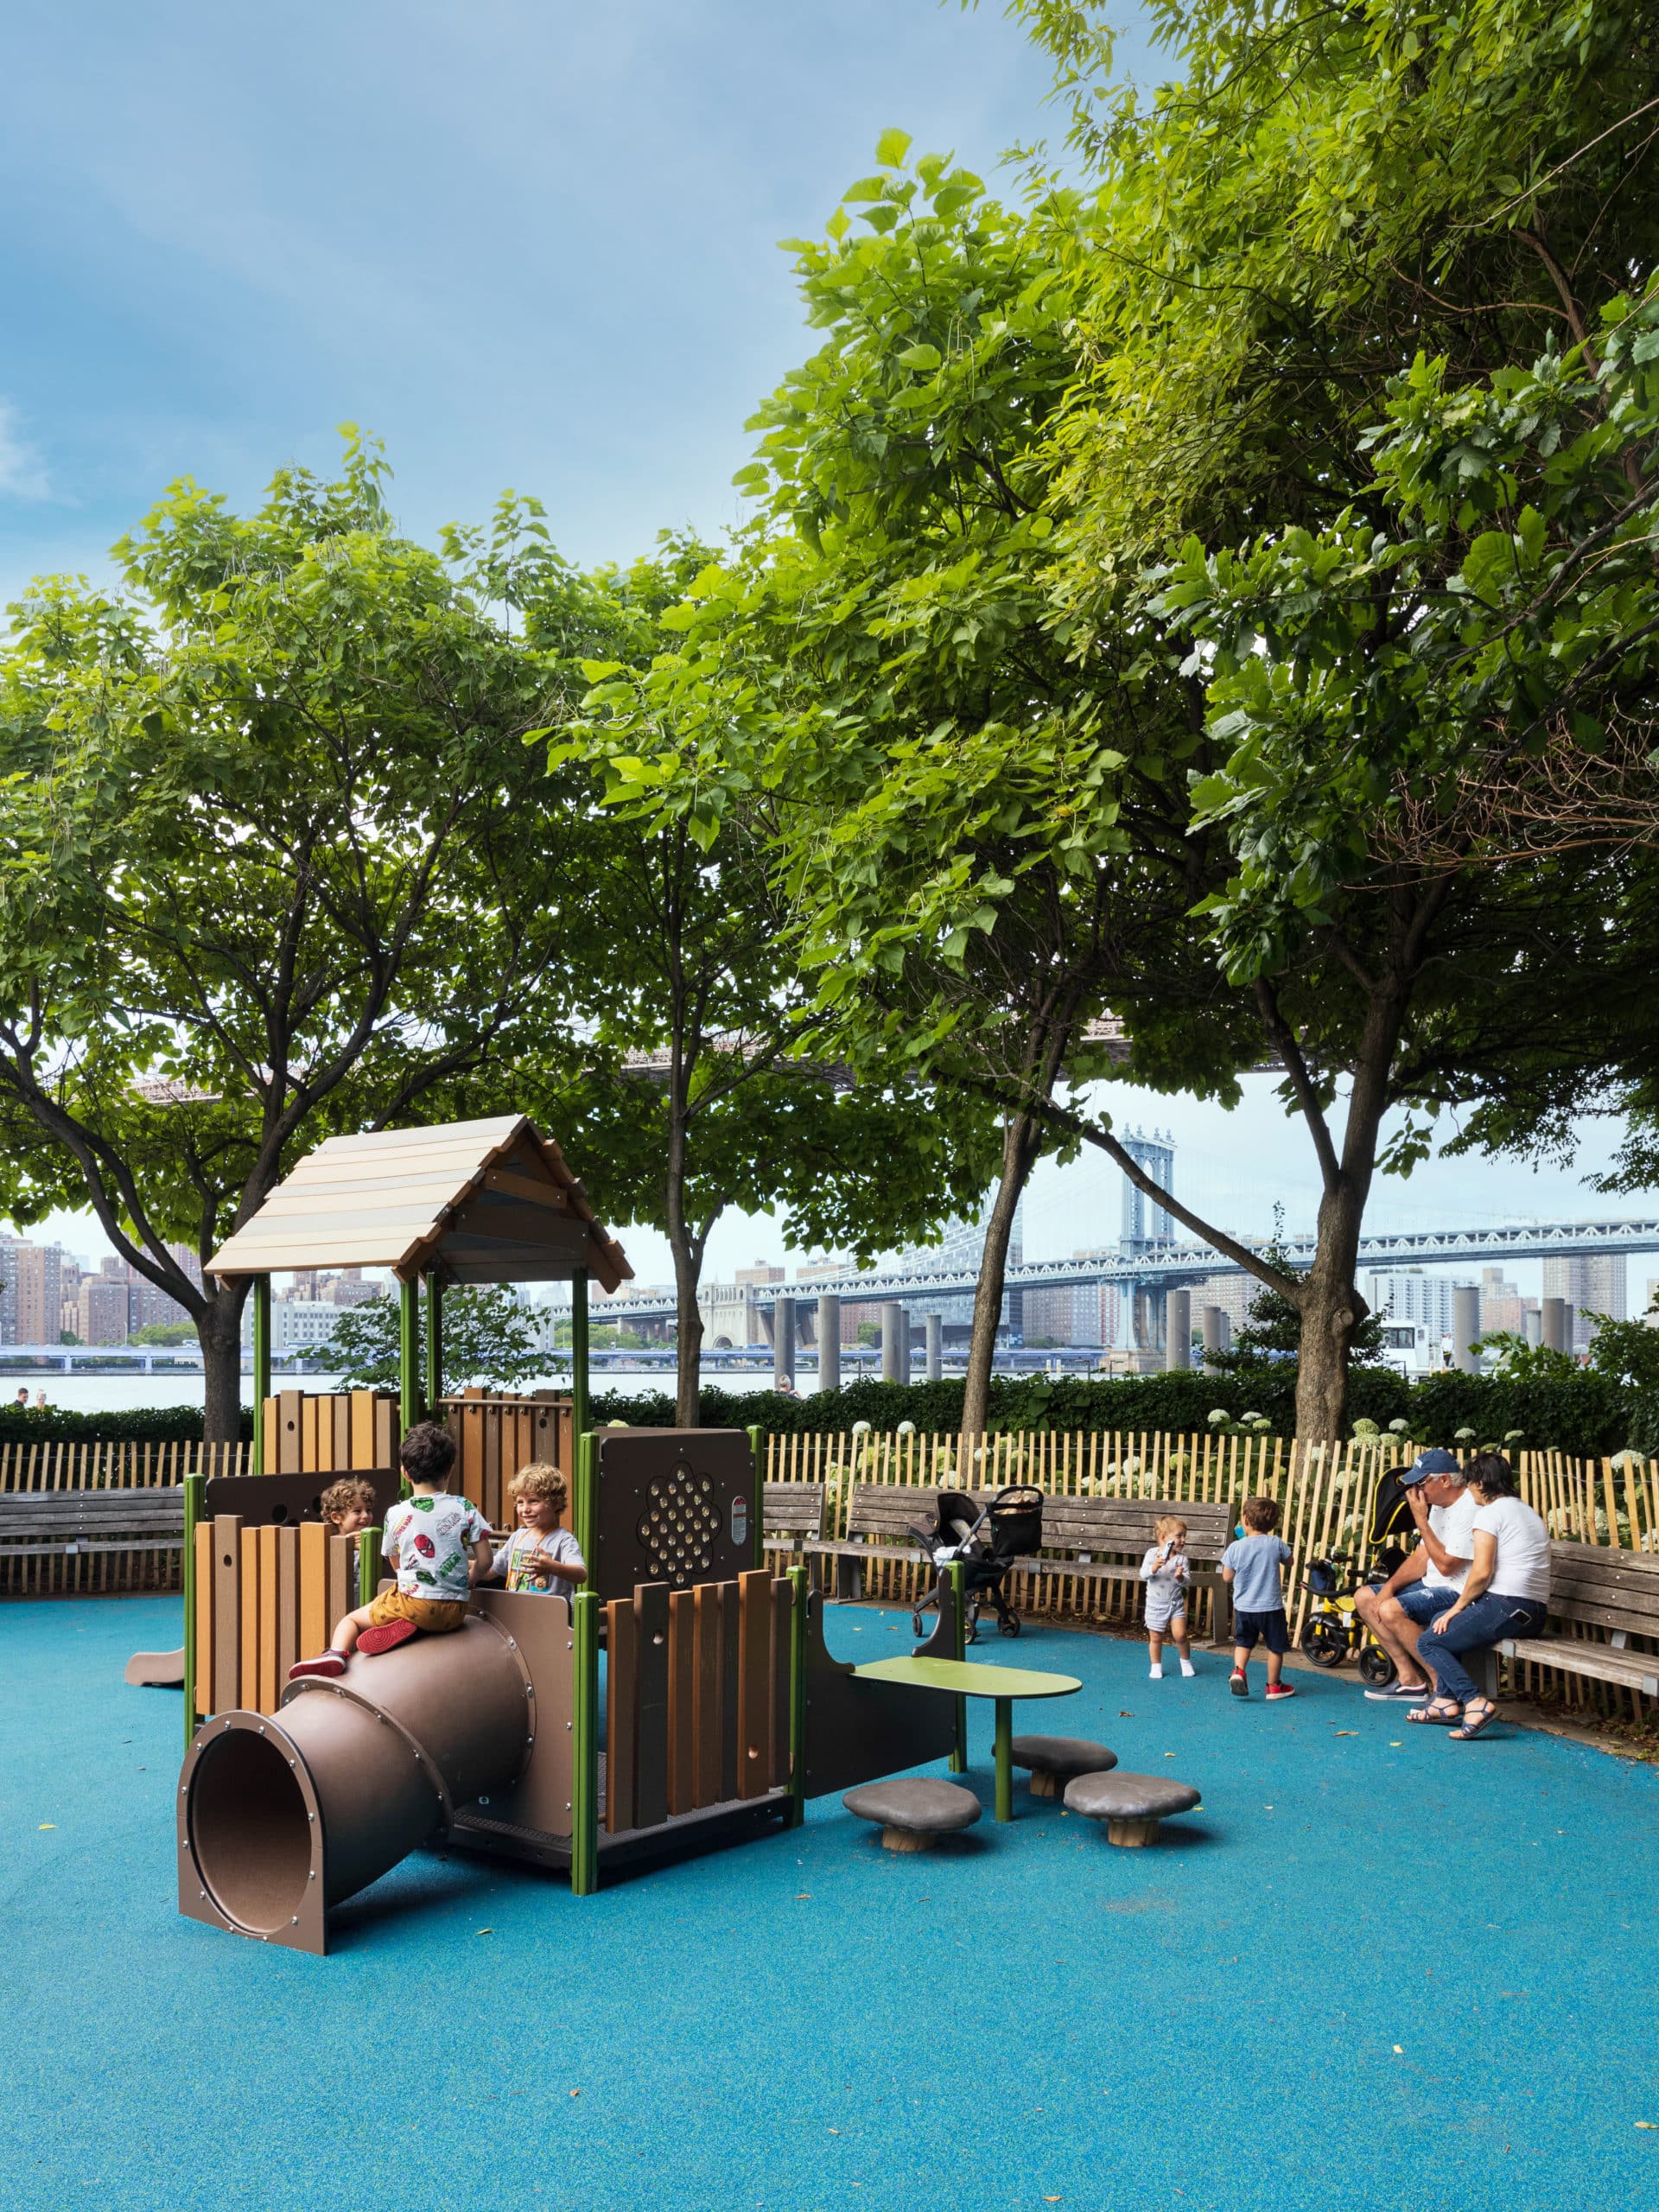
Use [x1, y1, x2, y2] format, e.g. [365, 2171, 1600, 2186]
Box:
[9, 1366, 828, 1417]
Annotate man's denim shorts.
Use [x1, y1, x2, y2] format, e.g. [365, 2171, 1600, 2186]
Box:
[1394, 1582, 1454, 1628]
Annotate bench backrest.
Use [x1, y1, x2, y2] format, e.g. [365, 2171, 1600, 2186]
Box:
[843, 1482, 1233, 1562]
[1545, 1539, 1659, 1641]
[763, 1481, 825, 1539]
[0, 1486, 185, 1535]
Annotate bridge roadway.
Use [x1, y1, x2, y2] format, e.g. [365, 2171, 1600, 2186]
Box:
[589, 1217, 1659, 1325]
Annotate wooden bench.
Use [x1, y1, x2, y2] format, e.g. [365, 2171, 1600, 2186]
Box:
[0, 1485, 186, 1560]
[762, 1480, 825, 1564]
[1482, 1540, 1659, 1700]
[805, 1483, 1234, 1639]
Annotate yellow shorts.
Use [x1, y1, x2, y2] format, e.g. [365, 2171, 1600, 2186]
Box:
[365, 1589, 468, 1634]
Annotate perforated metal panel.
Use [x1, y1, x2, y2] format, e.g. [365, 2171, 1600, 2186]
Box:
[591, 1429, 754, 1600]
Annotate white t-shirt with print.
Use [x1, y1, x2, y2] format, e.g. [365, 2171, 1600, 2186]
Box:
[493, 1525, 585, 1594]
[1423, 1487, 1480, 1591]
[1471, 1494, 1552, 1601]
[383, 1492, 490, 1602]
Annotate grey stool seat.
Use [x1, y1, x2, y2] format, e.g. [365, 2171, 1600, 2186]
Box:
[1010, 1734, 1118, 1798]
[1064, 1770, 1201, 1847]
[842, 1777, 982, 1853]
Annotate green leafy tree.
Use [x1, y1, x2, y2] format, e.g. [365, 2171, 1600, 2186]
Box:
[0, 437, 606, 1439]
[325, 1287, 550, 1393]
[127, 1322, 198, 1348]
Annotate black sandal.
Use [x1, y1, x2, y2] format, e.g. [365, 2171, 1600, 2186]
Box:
[1450, 1697, 1498, 1741]
[1408, 1697, 1463, 1726]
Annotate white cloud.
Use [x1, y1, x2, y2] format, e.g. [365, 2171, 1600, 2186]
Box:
[0, 400, 48, 499]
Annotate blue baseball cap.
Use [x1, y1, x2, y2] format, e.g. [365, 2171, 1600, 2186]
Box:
[1401, 1447, 1461, 1485]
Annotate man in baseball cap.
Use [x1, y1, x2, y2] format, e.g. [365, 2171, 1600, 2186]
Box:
[1355, 1449, 1478, 1700]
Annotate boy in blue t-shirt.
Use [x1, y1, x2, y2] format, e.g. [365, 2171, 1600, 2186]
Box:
[1221, 1496, 1295, 1701]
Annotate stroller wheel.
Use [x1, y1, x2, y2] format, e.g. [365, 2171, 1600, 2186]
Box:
[911, 1613, 925, 1638]
[998, 1614, 1020, 1638]
[1301, 1617, 1349, 1669]
[1358, 1643, 1397, 1688]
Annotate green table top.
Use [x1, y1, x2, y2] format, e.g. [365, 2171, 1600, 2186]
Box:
[851, 1656, 1082, 1700]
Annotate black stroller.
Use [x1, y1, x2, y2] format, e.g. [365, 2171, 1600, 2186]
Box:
[906, 1485, 1045, 1643]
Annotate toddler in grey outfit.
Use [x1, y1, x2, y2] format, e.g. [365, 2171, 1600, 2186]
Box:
[1140, 1515, 1196, 1678]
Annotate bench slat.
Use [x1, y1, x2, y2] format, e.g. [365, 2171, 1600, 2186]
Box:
[1499, 1634, 1659, 1696]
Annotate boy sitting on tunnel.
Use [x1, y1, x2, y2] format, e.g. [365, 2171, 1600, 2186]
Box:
[290, 1422, 492, 1679]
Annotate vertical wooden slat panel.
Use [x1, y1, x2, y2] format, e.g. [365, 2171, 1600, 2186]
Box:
[771, 1578, 792, 1789]
[634, 1581, 671, 1832]
[194, 1521, 214, 1716]
[326, 1531, 354, 1632]
[717, 1579, 741, 1802]
[276, 1389, 303, 1473]
[605, 1594, 639, 1834]
[666, 1588, 696, 1815]
[462, 1400, 486, 1520]
[301, 1396, 320, 1475]
[257, 1526, 280, 1715]
[333, 1395, 352, 1475]
[262, 1398, 278, 1477]
[211, 1515, 243, 1715]
[238, 1527, 260, 1713]
[736, 1568, 772, 1800]
[483, 1404, 502, 1528]
[299, 1522, 327, 1666]
[692, 1583, 722, 1808]
[350, 1390, 376, 1471]
[275, 1526, 302, 1682]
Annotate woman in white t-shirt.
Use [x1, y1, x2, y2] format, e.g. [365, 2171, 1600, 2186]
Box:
[1413, 1452, 1549, 1740]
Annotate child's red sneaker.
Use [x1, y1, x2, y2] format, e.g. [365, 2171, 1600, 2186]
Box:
[358, 1619, 418, 1656]
[1265, 1681, 1297, 1700]
[289, 1650, 346, 1681]
[1230, 1670, 1249, 1698]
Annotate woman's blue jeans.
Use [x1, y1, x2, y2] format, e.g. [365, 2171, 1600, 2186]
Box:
[1415, 1592, 1548, 1706]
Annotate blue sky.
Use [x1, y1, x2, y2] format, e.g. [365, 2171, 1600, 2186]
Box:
[3, 0, 1651, 1291]
[0, 0, 1098, 596]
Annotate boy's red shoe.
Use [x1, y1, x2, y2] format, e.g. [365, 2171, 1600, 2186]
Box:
[1230, 1670, 1249, 1698]
[358, 1619, 418, 1656]
[1265, 1681, 1297, 1700]
[289, 1650, 346, 1681]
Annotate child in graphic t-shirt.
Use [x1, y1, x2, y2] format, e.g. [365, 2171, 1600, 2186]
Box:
[290, 1423, 491, 1678]
[1221, 1495, 1295, 1702]
[1139, 1514, 1196, 1680]
[484, 1463, 587, 1604]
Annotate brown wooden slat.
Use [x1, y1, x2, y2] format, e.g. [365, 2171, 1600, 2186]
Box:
[605, 1594, 638, 1834]
[276, 1390, 302, 1474]
[735, 1569, 772, 1801]
[332, 1395, 352, 1475]
[718, 1579, 741, 1804]
[275, 1526, 302, 1682]
[634, 1581, 671, 1832]
[770, 1578, 791, 1789]
[238, 1527, 259, 1715]
[194, 1521, 213, 1716]
[257, 1526, 279, 1715]
[692, 1583, 722, 1809]
[299, 1522, 327, 1668]
[262, 1398, 278, 1476]
[666, 1588, 696, 1815]
[326, 1531, 353, 1633]
[213, 1514, 243, 1716]
[350, 1391, 376, 1471]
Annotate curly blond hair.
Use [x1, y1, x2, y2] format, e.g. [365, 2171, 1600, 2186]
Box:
[509, 1462, 568, 1512]
[1154, 1514, 1187, 1544]
[319, 1477, 376, 1526]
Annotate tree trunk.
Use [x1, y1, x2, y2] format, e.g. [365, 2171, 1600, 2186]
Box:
[671, 1240, 705, 1429]
[960, 1111, 1043, 1440]
[199, 1286, 249, 1446]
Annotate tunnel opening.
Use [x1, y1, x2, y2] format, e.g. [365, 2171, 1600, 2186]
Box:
[189, 1727, 314, 1934]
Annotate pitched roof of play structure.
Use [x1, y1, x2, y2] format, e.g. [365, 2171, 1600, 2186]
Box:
[206, 1114, 633, 1290]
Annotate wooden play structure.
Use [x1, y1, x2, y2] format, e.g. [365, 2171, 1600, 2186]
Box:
[175, 1116, 966, 1953]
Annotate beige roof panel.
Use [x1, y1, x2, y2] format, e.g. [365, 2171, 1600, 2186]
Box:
[207, 1114, 631, 1291]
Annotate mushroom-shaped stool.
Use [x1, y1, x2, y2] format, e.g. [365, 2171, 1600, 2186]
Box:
[1010, 1735, 1117, 1799]
[842, 1777, 982, 1853]
[1064, 1770, 1200, 1847]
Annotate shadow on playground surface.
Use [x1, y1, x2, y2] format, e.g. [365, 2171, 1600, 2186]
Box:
[3, 1593, 1656, 2212]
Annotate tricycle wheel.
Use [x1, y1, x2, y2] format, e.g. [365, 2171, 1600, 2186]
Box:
[998, 1616, 1020, 1638]
[911, 1612, 925, 1637]
[1358, 1643, 1397, 1688]
[1301, 1618, 1349, 1669]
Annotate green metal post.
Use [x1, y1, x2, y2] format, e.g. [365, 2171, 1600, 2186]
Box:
[786, 1563, 808, 1827]
[574, 1429, 597, 1571]
[399, 1278, 420, 1431]
[994, 1697, 1014, 1823]
[570, 1272, 589, 1441]
[571, 1588, 601, 1895]
[947, 1559, 968, 1773]
[359, 1525, 384, 1610]
[251, 1277, 270, 1473]
[747, 1424, 764, 1569]
[181, 1471, 204, 1747]
[425, 1274, 443, 1414]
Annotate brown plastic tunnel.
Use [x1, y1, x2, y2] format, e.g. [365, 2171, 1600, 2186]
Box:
[177, 1618, 533, 1952]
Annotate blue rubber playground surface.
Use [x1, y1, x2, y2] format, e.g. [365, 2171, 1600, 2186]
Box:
[5, 1594, 1659, 2212]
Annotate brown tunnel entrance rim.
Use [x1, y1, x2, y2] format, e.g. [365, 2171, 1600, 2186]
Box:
[187, 1721, 318, 1937]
